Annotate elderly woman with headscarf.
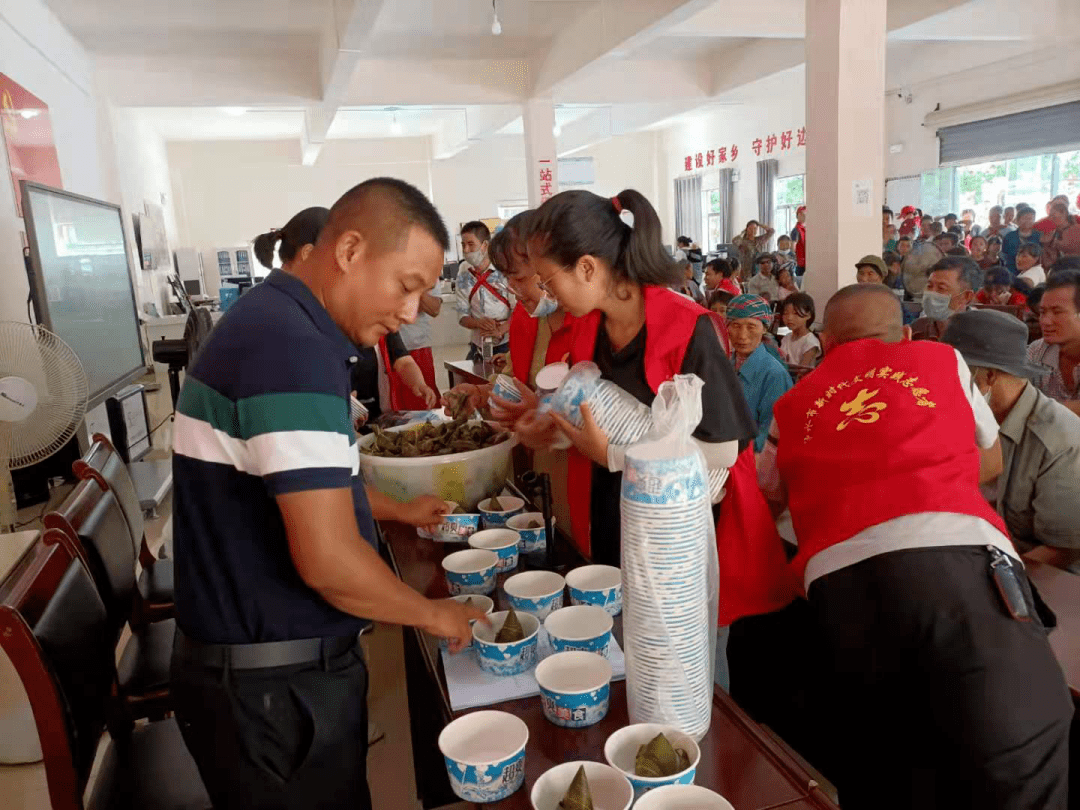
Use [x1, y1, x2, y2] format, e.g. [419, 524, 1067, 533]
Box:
[726, 294, 793, 452]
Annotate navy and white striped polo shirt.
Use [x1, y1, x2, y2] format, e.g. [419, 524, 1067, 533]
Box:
[172, 270, 375, 644]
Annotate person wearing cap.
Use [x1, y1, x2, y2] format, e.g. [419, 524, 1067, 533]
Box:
[898, 205, 919, 238]
[944, 309, 1080, 574]
[727, 294, 792, 452]
[746, 252, 781, 302]
[975, 266, 1028, 306]
[789, 206, 807, 277]
[757, 283, 1071, 809]
[855, 255, 888, 284]
[910, 256, 981, 341]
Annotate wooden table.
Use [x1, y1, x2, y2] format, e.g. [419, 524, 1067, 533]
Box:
[382, 519, 839, 810]
[1027, 561, 1080, 699]
[445, 359, 497, 390]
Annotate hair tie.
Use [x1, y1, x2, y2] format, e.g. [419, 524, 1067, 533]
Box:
[611, 196, 622, 213]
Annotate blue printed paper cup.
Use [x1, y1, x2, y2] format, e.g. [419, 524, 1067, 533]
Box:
[472, 610, 540, 676]
[441, 549, 499, 596]
[434, 501, 480, 543]
[534, 651, 613, 729]
[478, 495, 526, 529]
[468, 529, 520, 573]
[491, 374, 524, 404]
[506, 512, 552, 554]
[438, 710, 529, 803]
[604, 724, 701, 800]
[544, 605, 613, 656]
[633, 785, 734, 810]
[531, 761, 632, 810]
[565, 564, 622, 616]
[439, 594, 495, 652]
[503, 570, 565, 620]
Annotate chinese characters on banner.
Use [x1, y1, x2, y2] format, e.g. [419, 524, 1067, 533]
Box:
[0, 73, 63, 217]
[538, 160, 555, 203]
[684, 127, 806, 172]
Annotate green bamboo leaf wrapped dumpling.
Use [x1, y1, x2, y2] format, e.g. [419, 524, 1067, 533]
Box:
[559, 765, 594, 810]
[634, 733, 691, 777]
[486, 494, 504, 512]
[494, 606, 526, 643]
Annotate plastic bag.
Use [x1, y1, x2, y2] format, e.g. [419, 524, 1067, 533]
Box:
[620, 374, 717, 741]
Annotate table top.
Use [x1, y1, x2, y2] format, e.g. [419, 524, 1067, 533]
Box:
[382, 520, 839, 810]
[0, 532, 38, 583]
[444, 359, 498, 387]
[1027, 560, 1080, 699]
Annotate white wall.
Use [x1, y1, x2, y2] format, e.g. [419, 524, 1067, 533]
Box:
[430, 136, 527, 240]
[576, 130, 661, 205]
[0, 0, 109, 323]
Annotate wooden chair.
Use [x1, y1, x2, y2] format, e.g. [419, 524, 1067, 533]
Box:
[0, 531, 209, 810]
[43, 479, 174, 723]
[73, 434, 173, 623]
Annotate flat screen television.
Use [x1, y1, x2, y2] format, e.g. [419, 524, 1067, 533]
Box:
[22, 181, 146, 407]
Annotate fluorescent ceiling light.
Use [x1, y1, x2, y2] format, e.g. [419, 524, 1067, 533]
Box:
[221, 107, 247, 116]
[19, 109, 40, 119]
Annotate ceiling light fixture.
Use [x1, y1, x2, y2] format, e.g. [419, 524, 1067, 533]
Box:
[491, 0, 502, 35]
[221, 107, 247, 116]
[19, 109, 40, 119]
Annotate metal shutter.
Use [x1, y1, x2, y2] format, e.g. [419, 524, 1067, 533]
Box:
[938, 101, 1080, 166]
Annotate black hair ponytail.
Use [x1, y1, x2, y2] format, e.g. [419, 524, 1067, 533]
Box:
[253, 206, 331, 269]
[527, 189, 679, 288]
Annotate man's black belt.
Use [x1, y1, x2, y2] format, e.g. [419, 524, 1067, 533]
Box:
[175, 628, 358, 670]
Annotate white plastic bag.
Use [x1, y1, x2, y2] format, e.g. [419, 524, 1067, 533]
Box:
[620, 374, 718, 741]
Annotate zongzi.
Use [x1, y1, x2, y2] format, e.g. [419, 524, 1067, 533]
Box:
[359, 419, 508, 458]
[494, 606, 526, 643]
[524, 519, 542, 529]
[559, 765, 593, 810]
[486, 495, 504, 512]
[634, 733, 691, 778]
[452, 505, 466, 515]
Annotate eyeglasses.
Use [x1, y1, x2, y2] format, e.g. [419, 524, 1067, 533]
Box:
[535, 264, 570, 294]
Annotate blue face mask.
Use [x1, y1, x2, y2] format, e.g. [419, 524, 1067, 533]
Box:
[529, 294, 559, 319]
[921, 290, 954, 322]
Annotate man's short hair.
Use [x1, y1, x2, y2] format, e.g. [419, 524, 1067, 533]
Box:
[777, 233, 791, 243]
[1049, 257, 1080, 280]
[989, 205, 1003, 215]
[677, 235, 692, 247]
[882, 250, 902, 267]
[461, 220, 491, 244]
[945, 247, 970, 257]
[897, 235, 912, 244]
[935, 232, 959, 247]
[1017, 243, 1043, 260]
[987, 235, 1003, 246]
[883, 206, 893, 216]
[931, 222, 945, 236]
[944, 213, 958, 222]
[1044, 270, 1080, 311]
[327, 177, 449, 253]
[1016, 204, 1037, 218]
[928, 256, 982, 291]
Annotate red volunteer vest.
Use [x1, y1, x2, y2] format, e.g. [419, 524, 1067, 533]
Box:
[508, 304, 577, 386]
[566, 286, 795, 625]
[794, 223, 807, 266]
[774, 339, 1007, 583]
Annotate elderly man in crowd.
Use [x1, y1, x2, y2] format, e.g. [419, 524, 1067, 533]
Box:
[910, 256, 981, 341]
[1027, 271, 1080, 417]
[758, 284, 1072, 810]
[746, 252, 781, 302]
[944, 309, 1080, 574]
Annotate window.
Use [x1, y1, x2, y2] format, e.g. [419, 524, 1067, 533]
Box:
[774, 175, 805, 237]
[705, 188, 725, 249]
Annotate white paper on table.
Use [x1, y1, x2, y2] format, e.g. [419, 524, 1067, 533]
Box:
[441, 628, 626, 712]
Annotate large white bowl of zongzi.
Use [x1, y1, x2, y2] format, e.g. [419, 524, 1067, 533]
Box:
[357, 418, 516, 511]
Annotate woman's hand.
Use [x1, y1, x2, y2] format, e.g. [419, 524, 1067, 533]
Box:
[550, 402, 610, 467]
[441, 384, 491, 418]
[515, 409, 560, 451]
[490, 378, 539, 428]
[411, 382, 437, 408]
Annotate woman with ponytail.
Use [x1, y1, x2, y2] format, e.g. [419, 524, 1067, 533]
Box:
[515, 189, 796, 628]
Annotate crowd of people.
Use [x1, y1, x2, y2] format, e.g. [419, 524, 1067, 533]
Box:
[168, 176, 1080, 810]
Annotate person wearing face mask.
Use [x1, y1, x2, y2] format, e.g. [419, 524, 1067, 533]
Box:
[171, 182, 488, 810]
[975, 267, 1027, 307]
[910, 256, 981, 341]
[756, 283, 1070, 810]
[456, 220, 513, 362]
[944, 309, 1080, 575]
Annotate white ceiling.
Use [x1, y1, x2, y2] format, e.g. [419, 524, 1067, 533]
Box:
[43, 0, 1069, 160]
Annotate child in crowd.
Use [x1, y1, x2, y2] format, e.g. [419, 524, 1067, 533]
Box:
[976, 266, 1027, 306]
[1015, 243, 1045, 287]
[969, 234, 992, 268]
[775, 265, 800, 301]
[775, 234, 797, 269]
[896, 236, 913, 257]
[707, 289, 735, 319]
[882, 250, 903, 289]
[985, 235, 1004, 267]
[779, 292, 821, 367]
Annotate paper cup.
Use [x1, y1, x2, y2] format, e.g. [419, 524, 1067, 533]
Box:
[472, 610, 540, 676]
[503, 570, 565, 619]
[530, 760, 632, 810]
[544, 605, 613, 656]
[439, 594, 495, 651]
[633, 785, 734, 810]
[438, 710, 528, 803]
[565, 564, 622, 616]
[478, 495, 526, 529]
[468, 529, 521, 573]
[604, 724, 701, 800]
[435, 501, 481, 542]
[507, 512, 552, 554]
[534, 651, 613, 729]
[442, 549, 499, 596]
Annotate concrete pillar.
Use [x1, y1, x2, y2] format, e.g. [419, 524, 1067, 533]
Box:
[803, 0, 887, 313]
[522, 97, 559, 209]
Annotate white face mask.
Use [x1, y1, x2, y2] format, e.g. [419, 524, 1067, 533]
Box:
[982, 387, 993, 404]
[464, 249, 486, 267]
[921, 291, 954, 322]
[529, 294, 559, 319]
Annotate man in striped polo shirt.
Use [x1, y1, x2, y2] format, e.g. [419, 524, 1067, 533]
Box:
[170, 178, 486, 810]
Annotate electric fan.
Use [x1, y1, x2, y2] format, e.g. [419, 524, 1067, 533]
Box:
[0, 322, 88, 531]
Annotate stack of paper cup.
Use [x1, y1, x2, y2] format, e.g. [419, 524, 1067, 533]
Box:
[550, 362, 653, 446]
[620, 440, 714, 741]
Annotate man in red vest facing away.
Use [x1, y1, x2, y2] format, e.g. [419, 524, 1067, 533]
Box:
[758, 284, 1072, 810]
